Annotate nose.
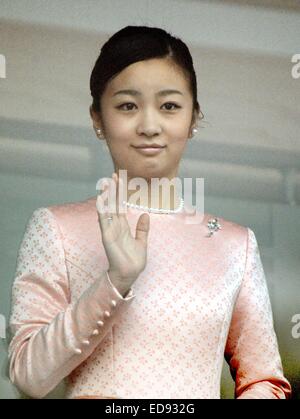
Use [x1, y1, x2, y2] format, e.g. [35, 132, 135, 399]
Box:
[136, 112, 162, 137]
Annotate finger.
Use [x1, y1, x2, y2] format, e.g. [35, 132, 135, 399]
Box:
[135, 213, 150, 245]
[112, 172, 119, 216]
[105, 176, 117, 221]
[96, 188, 114, 231]
[110, 172, 119, 218]
[114, 172, 127, 219]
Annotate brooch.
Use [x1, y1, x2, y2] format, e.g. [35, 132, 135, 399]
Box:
[207, 217, 222, 237]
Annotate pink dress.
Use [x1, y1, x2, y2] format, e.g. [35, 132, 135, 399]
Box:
[8, 196, 292, 399]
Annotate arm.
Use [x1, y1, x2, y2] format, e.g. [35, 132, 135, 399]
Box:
[224, 228, 292, 399]
[8, 207, 135, 399]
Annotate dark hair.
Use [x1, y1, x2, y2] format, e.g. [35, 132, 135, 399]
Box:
[90, 25, 204, 125]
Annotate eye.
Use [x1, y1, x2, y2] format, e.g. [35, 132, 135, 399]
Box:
[116, 103, 136, 111]
[162, 102, 181, 111]
[116, 102, 181, 111]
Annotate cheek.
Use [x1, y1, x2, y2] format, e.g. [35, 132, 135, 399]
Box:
[108, 124, 130, 141]
[167, 134, 189, 160]
[106, 121, 132, 148]
[107, 139, 132, 163]
[167, 118, 190, 139]
[167, 129, 189, 150]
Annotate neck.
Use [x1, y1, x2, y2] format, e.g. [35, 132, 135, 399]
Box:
[126, 187, 182, 211]
[118, 172, 182, 211]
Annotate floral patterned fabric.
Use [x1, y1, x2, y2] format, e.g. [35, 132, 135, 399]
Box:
[8, 196, 292, 399]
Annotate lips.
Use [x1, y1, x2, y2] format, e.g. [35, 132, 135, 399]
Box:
[133, 146, 166, 156]
[133, 145, 166, 149]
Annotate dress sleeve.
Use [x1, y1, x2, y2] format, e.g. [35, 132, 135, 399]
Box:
[8, 207, 136, 399]
[224, 227, 292, 399]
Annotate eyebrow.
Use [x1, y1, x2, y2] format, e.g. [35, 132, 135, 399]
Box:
[112, 89, 184, 97]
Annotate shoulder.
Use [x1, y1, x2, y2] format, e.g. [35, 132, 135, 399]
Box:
[32, 196, 98, 240]
[211, 212, 249, 236]
[45, 195, 97, 222]
[198, 210, 251, 252]
[188, 206, 249, 238]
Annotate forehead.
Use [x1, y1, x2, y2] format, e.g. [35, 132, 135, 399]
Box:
[106, 59, 189, 94]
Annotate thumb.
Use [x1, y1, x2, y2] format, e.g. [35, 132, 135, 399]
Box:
[135, 213, 150, 245]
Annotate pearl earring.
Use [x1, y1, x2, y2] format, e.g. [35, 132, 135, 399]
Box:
[96, 128, 103, 137]
[191, 127, 198, 137]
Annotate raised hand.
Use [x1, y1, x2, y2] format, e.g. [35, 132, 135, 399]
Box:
[96, 172, 150, 294]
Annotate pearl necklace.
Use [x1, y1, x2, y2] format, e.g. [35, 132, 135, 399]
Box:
[122, 197, 185, 214]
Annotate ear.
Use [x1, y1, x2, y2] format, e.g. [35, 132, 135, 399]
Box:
[188, 109, 200, 138]
[89, 105, 102, 129]
[191, 108, 201, 128]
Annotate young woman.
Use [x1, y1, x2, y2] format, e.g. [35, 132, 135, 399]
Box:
[8, 25, 292, 399]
